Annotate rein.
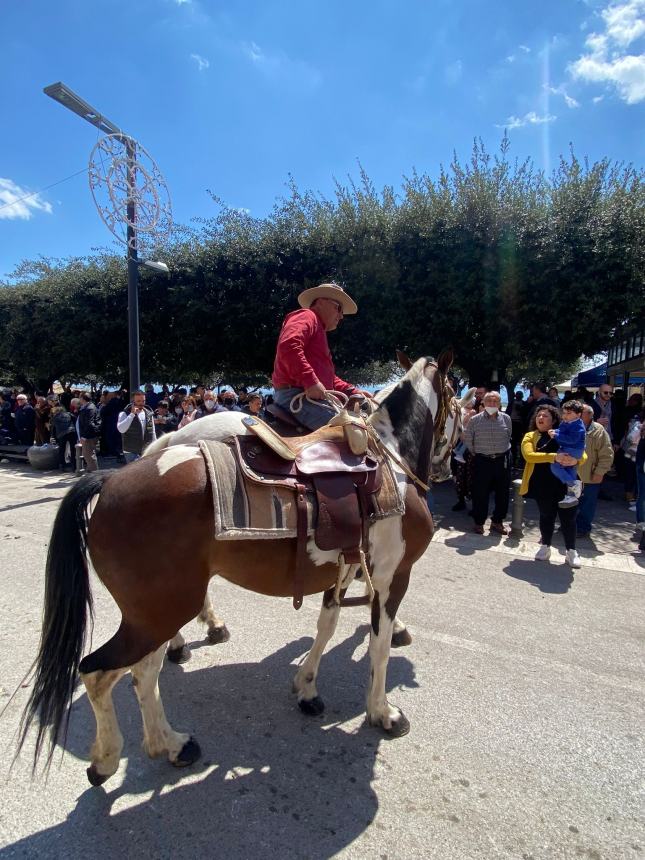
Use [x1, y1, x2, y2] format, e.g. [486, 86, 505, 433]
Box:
[366, 424, 431, 493]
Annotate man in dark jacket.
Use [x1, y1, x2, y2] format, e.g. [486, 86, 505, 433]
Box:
[14, 394, 36, 446]
[77, 392, 101, 471]
[0, 391, 15, 441]
[50, 402, 78, 471]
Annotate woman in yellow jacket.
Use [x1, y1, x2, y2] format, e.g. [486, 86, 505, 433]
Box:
[520, 403, 587, 569]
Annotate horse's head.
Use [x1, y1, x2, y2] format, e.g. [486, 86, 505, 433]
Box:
[429, 384, 476, 482]
[371, 349, 457, 488]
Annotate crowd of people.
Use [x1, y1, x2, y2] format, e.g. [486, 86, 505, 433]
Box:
[447, 381, 645, 561]
[0, 382, 269, 471]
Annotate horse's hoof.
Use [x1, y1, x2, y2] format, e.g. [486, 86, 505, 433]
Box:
[383, 712, 410, 738]
[167, 644, 192, 664]
[172, 737, 201, 768]
[207, 625, 230, 645]
[86, 764, 110, 786]
[298, 696, 325, 716]
[391, 628, 412, 648]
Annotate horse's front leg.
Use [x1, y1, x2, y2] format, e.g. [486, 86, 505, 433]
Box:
[292, 587, 342, 716]
[366, 567, 411, 737]
[391, 616, 412, 648]
[166, 586, 230, 664]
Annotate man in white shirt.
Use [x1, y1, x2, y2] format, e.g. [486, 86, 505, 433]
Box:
[117, 390, 156, 463]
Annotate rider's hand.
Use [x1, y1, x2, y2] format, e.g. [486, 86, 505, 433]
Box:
[305, 382, 326, 400]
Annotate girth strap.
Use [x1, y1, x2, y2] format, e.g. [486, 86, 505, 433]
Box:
[293, 483, 308, 610]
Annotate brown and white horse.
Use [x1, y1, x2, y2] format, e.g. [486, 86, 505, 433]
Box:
[146, 355, 465, 659]
[17, 351, 455, 785]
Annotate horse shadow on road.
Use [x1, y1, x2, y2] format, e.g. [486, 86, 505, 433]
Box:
[3, 627, 417, 860]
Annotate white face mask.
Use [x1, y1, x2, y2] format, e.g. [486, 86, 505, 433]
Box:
[484, 406, 498, 415]
[205, 400, 215, 410]
[175, 407, 183, 415]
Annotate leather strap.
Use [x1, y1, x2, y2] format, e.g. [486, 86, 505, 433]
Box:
[293, 483, 308, 610]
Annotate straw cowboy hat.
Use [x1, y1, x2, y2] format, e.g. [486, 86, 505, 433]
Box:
[297, 283, 358, 315]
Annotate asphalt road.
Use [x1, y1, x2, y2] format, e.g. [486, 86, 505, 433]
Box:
[0, 463, 643, 860]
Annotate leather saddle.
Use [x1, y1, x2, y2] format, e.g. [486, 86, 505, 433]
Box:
[232, 417, 383, 609]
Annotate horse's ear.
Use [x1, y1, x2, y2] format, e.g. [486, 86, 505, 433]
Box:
[437, 348, 454, 375]
[458, 386, 476, 409]
[396, 350, 413, 371]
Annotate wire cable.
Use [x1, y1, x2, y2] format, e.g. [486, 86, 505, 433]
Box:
[0, 167, 88, 215]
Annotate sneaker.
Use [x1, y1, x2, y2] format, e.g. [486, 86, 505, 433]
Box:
[535, 544, 551, 561]
[565, 549, 582, 569]
[570, 480, 582, 499]
[628, 503, 637, 513]
[558, 495, 579, 509]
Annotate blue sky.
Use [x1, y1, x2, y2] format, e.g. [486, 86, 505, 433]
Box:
[1, 0, 643, 279]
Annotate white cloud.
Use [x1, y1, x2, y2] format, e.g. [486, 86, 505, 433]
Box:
[190, 53, 209, 71]
[241, 41, 321, 90]
[0, 178, 53, 221]
[569, 0, 645, 103]
[175, 0, 191, 5]
[545, 84, 580, 108]
[593, 94, 605, 102]
[506, 44, 531, 64]
[496, 111, 557, 130]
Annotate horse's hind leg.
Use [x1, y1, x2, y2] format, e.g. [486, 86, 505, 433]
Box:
[131, 644, 201, 767]
[199, 588, 230, 645]
[82, 667, 128, 786]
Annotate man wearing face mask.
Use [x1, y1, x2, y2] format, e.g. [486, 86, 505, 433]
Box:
[463, 391, 513, 535]
[195, 390, 225, 418]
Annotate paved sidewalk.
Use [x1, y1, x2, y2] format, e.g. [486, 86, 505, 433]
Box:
[431, 475, 644, 577]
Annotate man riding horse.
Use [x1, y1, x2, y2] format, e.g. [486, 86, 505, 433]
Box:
[272, 282, 368, 430]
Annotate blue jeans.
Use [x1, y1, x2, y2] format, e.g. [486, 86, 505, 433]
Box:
[273, 387, 337, 431]
[636, 461, 645, 524]
[576, 482, 601, 534]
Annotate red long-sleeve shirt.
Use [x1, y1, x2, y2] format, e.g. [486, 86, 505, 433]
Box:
[272, 308, 356, 394]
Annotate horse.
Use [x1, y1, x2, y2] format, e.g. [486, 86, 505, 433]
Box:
[146, 355, 466, 662]
[17, 350, 455, 786]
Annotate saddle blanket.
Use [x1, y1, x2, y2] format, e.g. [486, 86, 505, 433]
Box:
[199, 437, 405, 541]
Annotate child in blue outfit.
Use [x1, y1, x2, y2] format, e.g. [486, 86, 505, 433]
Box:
[548, 400, 586, 508]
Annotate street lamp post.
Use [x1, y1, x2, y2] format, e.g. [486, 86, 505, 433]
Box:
[44, 82, 144, 395]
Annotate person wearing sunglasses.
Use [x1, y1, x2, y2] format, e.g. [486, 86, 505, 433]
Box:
[272, 282, 364, 430]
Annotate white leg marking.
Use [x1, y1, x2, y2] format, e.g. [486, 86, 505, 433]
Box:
[366, 515, 408, 730]
[198, 590, 227, 635]
[131, 645, 190, 761]
[168, 631, 186, 651]
[392, 616, 406, 634]
[82, 667, 128, 778]
[293, 598, 341, 704]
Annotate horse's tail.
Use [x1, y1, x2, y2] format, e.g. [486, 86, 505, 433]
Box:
[16, 471, 106, 771]
[142, 433, 172, 458]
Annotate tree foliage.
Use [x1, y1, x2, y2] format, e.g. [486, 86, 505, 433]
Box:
[1, 139, 643, 391]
